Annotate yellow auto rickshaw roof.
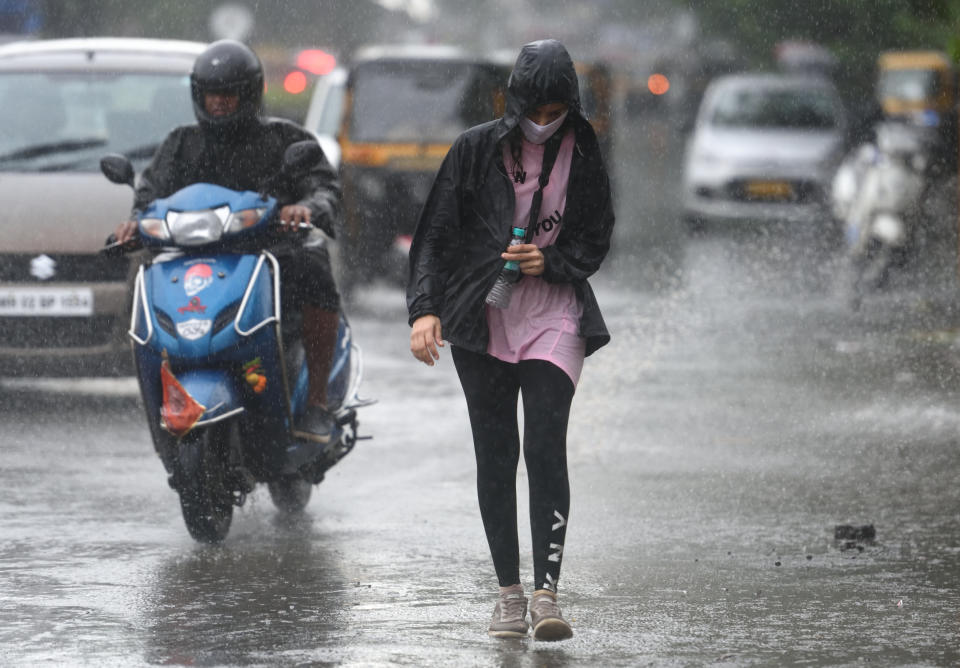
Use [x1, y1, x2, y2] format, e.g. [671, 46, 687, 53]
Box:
[878, 50, 952, 71]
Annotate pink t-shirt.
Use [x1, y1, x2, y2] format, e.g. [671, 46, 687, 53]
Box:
[486, 129, 586, 385]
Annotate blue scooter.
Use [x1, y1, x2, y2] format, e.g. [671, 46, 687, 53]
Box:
[101, 141, 371, 543]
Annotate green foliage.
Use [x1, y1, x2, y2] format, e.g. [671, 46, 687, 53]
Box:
[38, 0, 395, 53]
[681, 0, 960, 66]
[674, 0, 960, 111]
[39, 0, 212, 40]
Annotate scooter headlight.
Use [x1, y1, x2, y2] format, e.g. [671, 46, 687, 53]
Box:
[223, 207, 267, 234]
[140, 217, 170, 241]
[166, 206, 230, 246]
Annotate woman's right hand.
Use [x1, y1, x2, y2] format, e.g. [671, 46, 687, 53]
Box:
[410, 314, 444, 366]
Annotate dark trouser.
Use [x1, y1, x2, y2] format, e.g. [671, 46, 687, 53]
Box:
[273, 241, 340, 407]
[270, 241, 340, 345]
[272, 241, 340, 315]
[451, 346, 574, 593]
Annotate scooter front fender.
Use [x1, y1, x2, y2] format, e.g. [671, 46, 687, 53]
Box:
[172, 368, 246, 428]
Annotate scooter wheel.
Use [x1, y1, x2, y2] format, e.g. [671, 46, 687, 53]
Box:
[268, 475, 313, 514]
[176, 426, 234, 543]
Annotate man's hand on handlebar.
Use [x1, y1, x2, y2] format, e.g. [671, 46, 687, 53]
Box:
[114, 220, 139, 245]
[105, 204, 314, 254]
[278, 204, 311, 233]
[102, 219, 142, 256]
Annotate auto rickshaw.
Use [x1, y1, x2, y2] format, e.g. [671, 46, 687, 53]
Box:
[574, 60, 615, 162]
[304, 44, 508, 293]
[877, 50, 955, 126]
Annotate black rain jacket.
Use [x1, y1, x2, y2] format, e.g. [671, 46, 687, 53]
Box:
[406, 39, 614, 356]
[133, 117, 341, 239]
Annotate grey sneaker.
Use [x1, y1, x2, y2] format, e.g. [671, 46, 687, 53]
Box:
[530, 589, 573, 641]
[488, 584, 529, 638]
[292, 405, 340, 444]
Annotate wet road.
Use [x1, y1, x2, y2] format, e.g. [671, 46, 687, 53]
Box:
[3, 116, 960, 666]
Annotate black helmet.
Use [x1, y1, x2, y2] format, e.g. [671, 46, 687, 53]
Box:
[190, 40, 263, 133]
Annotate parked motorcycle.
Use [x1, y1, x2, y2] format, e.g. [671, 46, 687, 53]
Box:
[101, 141, 371, 543]
[831, 121, 939, 308]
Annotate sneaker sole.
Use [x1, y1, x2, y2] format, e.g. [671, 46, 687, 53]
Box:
[488, 628, 528, 639]
[532, 618, 573, 641]
[290, 429, 333, 444]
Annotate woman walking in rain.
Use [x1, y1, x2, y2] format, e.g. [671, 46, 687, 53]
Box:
[407, 39, 614, 641]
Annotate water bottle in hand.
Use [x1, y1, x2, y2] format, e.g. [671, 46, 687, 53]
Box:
[485, 227, 526, 309]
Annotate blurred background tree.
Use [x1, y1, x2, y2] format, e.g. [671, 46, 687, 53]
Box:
[683, 0, 960, 68]
[37, 0, 398, 49]
[31, 0, 411, 120]
[662, 0, 960, 126]
[11, 0, 960, 124]
[681, 0, 959, 62]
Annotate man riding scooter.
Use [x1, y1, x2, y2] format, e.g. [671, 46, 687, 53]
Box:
[112, 39, 343, 444]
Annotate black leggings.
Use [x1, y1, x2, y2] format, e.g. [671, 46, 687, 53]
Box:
[452, 346, 574, 592]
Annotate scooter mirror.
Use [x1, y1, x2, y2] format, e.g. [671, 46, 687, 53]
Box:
[282, 140, 322, 175]
[100, 153, 135, 188]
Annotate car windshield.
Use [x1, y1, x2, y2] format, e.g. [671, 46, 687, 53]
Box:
[349, 60, 498, 143]
[709, 85, 839, 129]
[0, 71, 193, 172]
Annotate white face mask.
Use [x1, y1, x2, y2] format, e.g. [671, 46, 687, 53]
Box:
[519, 110, 568, 144]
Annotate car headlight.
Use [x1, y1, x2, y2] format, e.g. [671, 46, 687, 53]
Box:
[224, 207, 267, 234]
[140, 217, 170, 241]
[166, 205, 230, 246]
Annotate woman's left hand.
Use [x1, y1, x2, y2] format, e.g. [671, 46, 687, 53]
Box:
[503, 243, 544, 276]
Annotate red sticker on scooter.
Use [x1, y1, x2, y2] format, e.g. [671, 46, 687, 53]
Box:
[183, 263, 213, 296]
[178, 296, 207, 314]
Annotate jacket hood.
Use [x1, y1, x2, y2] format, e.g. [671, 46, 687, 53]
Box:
[498, 39, 581, 141]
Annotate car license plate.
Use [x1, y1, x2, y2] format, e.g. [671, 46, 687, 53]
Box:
[746, 180, 793, 200]
[0, 287, 94, 317]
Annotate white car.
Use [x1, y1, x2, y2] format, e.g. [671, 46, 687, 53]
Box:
[0, 37, 205, 376]
[303, 65, 346, 170]
[681, 73, 848, 231]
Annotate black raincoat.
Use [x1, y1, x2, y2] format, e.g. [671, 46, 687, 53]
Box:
[132, 116, 343, 314]
[133, 117, 340, 238]
[406, 39, 614, 356]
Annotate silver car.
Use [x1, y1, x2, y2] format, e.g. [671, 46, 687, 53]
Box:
[681, 73, 848, 231]
[0, 37, 204, 376]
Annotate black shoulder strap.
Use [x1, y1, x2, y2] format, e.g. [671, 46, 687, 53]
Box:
[524, 129, 564, 243]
